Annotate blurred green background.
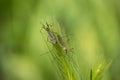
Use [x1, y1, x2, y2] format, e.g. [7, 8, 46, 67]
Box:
[0, 0, 120, 80]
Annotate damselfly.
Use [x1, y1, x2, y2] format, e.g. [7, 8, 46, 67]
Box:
[57, 34, 68, 53]
[42, 22, 57, 45]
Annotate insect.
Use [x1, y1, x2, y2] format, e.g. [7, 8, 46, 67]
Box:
[57, 34, 68, 53]
[42, 22, 57, 44]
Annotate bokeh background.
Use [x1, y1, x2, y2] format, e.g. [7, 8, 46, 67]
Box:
[0, 0, 120, 80]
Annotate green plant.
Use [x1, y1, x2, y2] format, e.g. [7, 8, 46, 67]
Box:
[40, 18, 111, 80]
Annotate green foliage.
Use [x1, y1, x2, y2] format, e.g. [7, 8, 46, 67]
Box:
[0, 0, 120, 80]
[40, 19, 81, 80]
[92, 60, 112, 80]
